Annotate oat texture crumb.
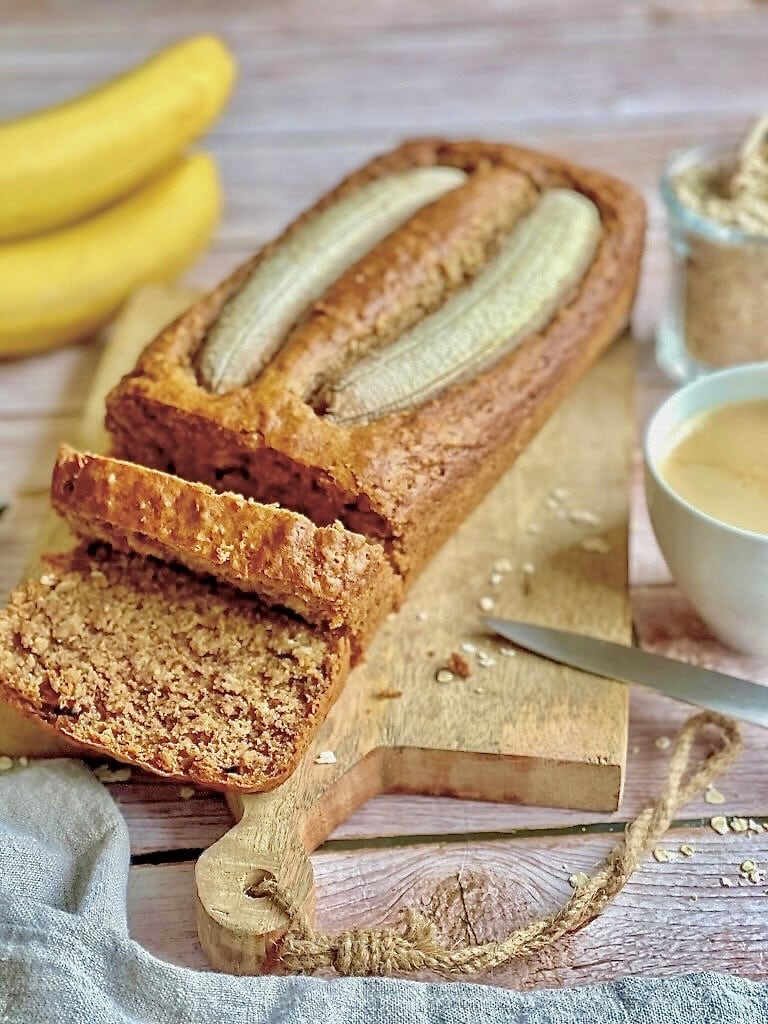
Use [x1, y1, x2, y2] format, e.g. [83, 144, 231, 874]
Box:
[435, 668, 455, 684]
[704, 786, 725, 805]
[314, 750, 337, 765]
[179, 786, 195, 800]
[710, 816, 729, 835]
[652, 847, 671, 863]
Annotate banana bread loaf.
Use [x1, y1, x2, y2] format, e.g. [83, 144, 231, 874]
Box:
[106, 138, 645, 582]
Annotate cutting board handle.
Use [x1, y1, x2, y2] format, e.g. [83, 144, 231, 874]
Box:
[196, 812, 314, 974]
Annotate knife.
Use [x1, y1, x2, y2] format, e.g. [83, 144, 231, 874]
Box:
[483, 617, 768, 729]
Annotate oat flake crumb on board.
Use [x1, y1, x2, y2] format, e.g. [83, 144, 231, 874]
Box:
[704, 785, 725, 805]
[730, 816, 749, 834]
[179, 786, 195, 800]
[93, 764, 132, 783]
[314, 750, 337, 765]
[680, 844, 695, 857]
[569, 509, 602, 527]
[720, 877, 734, 888]
[652, 847, 671, 863]
[0, 756, 13, 772]
[710, 816, 729, 835]
[654, 735, 671, 751]
[568, 872, 589, 889]
[581, 536, 610, 554]
[435, 668, 455, 683]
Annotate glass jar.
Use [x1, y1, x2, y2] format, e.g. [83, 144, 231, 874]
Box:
[656, 137, 768, 383]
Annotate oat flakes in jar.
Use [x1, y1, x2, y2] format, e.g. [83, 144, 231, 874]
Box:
[657, 121, 768, 382]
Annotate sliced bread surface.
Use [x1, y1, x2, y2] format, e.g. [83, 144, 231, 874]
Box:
[51, 444, 400, 647]
[0, 545, 350, 791]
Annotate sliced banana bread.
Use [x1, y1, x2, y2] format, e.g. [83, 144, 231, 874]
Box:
[0, 545, 350, 791]
[51, 444, 400, 651]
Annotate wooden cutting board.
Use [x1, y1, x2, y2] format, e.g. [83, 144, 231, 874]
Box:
[0, 287, 633, 975]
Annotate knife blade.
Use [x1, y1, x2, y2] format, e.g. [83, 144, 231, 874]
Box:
[483, 617, 768, 729]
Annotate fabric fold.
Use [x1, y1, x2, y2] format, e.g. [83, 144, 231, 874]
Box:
[0, 759, 765, 1023]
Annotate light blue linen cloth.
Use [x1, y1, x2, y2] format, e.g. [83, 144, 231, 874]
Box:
[0, 759, 765, 1023]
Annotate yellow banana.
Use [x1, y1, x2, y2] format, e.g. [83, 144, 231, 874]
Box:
[0, 35, 234, 240]
[0, 153, 220, 358]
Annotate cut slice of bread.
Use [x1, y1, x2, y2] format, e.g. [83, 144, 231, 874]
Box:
[51, 444, 401, 651]
[0, 545, 350, 791]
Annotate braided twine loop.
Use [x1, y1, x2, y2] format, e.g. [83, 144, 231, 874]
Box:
[255, 710, 742, 977]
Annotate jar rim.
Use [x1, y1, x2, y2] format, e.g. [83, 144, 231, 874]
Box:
[660, 134, 768, 247]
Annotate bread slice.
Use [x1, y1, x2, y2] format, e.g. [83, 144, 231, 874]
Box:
[0, 545, 350, 791]
[50, 444, 400, 651]
[106, 138, 646, 582]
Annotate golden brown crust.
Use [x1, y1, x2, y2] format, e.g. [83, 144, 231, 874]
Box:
[0, 546, 350, 792]
[50, 444, 400, 650]
[106, 138, 646, 579]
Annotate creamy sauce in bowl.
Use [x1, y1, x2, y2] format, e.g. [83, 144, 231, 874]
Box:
[660, 398, 768, 535]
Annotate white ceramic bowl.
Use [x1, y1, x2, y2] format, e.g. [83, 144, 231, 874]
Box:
[644, 363, 768, 657]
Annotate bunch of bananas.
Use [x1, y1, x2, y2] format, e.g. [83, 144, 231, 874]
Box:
[0, 35, 235, 358]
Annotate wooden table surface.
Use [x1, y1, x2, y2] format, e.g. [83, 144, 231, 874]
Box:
[2, 0, 768, 987]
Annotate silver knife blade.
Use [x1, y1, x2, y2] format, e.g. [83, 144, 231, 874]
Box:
[484, 617, 768, 729]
